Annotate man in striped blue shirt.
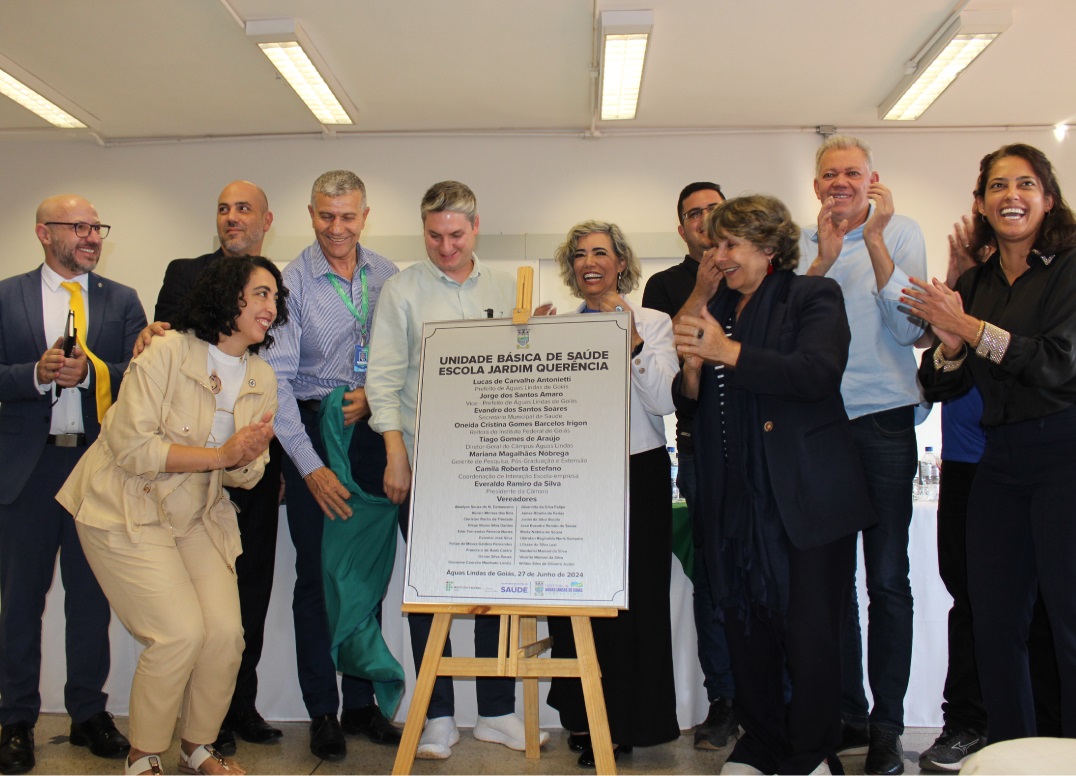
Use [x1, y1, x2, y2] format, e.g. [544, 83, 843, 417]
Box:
[265, 170, 401, 762]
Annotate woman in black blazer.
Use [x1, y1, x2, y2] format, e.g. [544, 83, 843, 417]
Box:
[673, 194, 875, 775]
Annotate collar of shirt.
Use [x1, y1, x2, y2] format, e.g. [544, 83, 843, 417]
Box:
[420, 252, 482, 287]
[41, 262, 88, 293]
[807, 201, 875, 244]
[301, 240, 376, 280]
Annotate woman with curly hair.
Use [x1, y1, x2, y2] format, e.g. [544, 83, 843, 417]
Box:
[57, 256, 288, 775]
[673, 195, 873, 774]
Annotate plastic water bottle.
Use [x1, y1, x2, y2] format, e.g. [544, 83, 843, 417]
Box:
[668, 446, 681, 501]
[917, 446, 940, 501]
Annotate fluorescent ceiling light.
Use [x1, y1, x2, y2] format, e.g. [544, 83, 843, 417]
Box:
[879, 10, 1010, 121]
[0, 54, 96, 129]
[246, 18, 355, 125]
[600, 11, 653, 121]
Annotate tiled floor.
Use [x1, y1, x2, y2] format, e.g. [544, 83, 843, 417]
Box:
[23, 714, 942, 774]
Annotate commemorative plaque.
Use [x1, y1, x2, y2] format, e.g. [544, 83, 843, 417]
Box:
[402, 312, 630, 608]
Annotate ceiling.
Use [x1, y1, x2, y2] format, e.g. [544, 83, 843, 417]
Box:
[0, 0, 1073, 144]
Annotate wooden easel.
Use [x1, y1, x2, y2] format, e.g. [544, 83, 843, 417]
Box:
[391, 603, 620, 775]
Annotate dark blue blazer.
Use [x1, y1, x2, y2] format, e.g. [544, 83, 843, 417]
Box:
[0, 266, 146, 504]
[675, 273, 876, 555]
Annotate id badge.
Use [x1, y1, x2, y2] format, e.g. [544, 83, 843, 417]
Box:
[354, 343, 368, 374]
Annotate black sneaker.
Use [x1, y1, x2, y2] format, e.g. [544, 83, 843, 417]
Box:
[864, 726, 904, 775]
[694, 697, 738, 750]
[835, 722, 870, 756]
[918, 727, 984, 772]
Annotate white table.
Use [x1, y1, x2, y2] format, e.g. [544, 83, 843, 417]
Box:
[38, 502, 948, 728]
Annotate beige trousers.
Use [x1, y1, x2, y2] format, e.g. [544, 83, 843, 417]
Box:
[76, 521, 243, 753]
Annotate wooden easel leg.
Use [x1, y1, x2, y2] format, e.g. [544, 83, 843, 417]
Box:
[520, 616, 541, 759]
[572, 615, 616, 775]
[392, 612, 453, 776]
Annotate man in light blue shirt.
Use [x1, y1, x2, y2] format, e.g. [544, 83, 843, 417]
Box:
[798, 135, 926, 776]
[367, 181, 547, 760]
[265, 170, 401, 762]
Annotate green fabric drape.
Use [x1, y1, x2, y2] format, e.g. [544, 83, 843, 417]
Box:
[319, 387, 403, 715]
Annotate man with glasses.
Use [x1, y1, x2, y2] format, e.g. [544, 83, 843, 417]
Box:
[0, 195, 145, 775]
[642, 182, 740, 751]
[137, 181, 285, 755]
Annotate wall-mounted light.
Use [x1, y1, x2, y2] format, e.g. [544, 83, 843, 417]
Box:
[246, 18, 356, 126]
[0, 53, 97, 129]
[879, 10, 1010, 121]
[599, 10, 653, 121]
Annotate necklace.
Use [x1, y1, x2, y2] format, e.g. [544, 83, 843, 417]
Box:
[209, 371, 221, 395]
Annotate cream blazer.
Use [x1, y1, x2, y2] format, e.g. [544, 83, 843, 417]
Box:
[56, 331, 277, 568]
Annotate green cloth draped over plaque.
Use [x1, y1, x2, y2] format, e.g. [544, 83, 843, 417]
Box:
[319, 386, 403, 715]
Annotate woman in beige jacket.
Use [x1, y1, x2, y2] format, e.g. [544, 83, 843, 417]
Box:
[57, 256, 288, 776]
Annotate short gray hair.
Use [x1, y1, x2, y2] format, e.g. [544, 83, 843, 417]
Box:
[420, 180, 478, 225]
[815, 135, 874, 177]
[310, 170, 367, 209]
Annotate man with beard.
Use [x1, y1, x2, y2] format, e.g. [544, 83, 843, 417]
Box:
[142, 181, 285, 755]
[0, 195, 145, 774]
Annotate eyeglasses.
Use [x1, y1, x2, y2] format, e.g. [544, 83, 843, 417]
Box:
[44, 222, 111, 239]
[682, 203, 721, 223]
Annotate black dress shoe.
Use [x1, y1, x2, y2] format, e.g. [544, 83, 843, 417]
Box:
[578, 744, 631, 768]
[340, 705, 401, 745]
[309, 714, 346, 761]
[69, 711, 130, 759]
[567, 732, 590, 752]
[864, 726, 904, 775]
[212, 727, 237, 757]
[0, 723, 34, 775]
[226, 708, 283, 744]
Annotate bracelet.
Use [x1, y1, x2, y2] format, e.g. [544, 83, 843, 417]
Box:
[971, 319, 987, 349]
[974, 322, 1011, 365]
[215, 447, 223, 471]
[933, 343, 967, 373]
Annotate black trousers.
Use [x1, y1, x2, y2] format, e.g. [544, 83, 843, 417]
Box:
[225, 437, 283, 716]
[967, 406, 1076, 742]
[281, 409, 387, 716]
[0, 445, 111, 727]
[723, 533, 856, 775]
[937, 460, 1060, 736]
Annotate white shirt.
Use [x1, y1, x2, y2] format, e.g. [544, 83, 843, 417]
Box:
[37, 264, 90, 434]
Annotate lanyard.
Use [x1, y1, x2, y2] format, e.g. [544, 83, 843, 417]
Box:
[326, 265, 369, 335]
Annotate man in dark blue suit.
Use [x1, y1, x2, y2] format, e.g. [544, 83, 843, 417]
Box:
[0, 194, 145, 775]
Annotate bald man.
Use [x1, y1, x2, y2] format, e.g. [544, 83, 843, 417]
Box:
[0, 195, 145, 774]
[144, 181, 285, 754]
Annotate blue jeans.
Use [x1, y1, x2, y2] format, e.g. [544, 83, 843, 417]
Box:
[842, 406, 916, 733]
[680, 453, 735, 701]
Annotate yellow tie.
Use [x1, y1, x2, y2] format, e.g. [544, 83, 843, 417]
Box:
[61, 281, 112, 423]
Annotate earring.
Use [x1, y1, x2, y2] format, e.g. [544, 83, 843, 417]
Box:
[767, 260, 774, 275]
[981, 214, 989, 224]
[617, 271, 622, 291]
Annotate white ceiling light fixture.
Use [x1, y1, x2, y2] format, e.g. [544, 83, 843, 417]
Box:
[0, 53, 97, 130]
[245, 18, 356, 126]
[599, 10, 653, 121]
[879, 9, 1010, 121]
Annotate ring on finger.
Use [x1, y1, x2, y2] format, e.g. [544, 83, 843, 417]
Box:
[696, 328, 704, 339]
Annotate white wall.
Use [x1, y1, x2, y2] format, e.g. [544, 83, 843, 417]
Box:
[4, 128, 1073, 448]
